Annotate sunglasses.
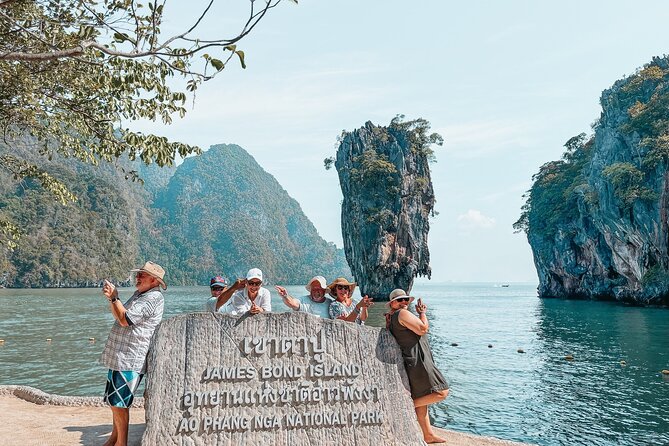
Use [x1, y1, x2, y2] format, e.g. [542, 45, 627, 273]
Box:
[211, 286, 224, 291]
[394, 297, 410, 303]
[248, 281, 262, 287]
[336, 285, 350, 291]
[136, 272, 149, 278]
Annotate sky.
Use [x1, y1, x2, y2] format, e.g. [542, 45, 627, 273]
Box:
[133, 0, 669, 283]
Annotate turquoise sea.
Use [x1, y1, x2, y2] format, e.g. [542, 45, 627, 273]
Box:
[0, 282, 668, 445]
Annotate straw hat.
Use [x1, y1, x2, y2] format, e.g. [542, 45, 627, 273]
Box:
[130, 261, 167, 290]
[387, 288, 414, 306]
[327, 277, 357, 298]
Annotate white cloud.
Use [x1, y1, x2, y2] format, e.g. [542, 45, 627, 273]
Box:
[457, 209, 496, 230]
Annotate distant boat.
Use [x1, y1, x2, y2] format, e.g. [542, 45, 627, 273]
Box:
[501, 284, 510, 287]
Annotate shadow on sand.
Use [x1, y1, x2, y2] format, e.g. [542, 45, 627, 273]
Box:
[64, 423, 145, 446]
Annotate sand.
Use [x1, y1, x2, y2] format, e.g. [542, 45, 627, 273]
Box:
[0, 386, 531, 446]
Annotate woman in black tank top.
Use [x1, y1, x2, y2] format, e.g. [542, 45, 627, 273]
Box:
[386, 288, 449, 444]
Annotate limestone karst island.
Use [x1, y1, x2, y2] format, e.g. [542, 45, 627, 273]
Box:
[2, 1, 669, 445]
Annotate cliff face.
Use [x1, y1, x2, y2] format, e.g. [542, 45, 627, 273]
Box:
[0, 142, 349, 287]
[518, 57, 669, 305]
[334, 118, 438, 300]
[153, 144, 350, 285]
[0, 142, 153, 287]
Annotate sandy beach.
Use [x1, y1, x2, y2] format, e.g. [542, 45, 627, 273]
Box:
[0, 385, 530, 446]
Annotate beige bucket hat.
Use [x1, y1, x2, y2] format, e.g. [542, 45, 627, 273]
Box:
[130, 261, 167, 290]
[387, 288, 414, 306]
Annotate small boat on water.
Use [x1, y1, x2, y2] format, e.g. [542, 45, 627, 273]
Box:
[501, 284, 510, 287]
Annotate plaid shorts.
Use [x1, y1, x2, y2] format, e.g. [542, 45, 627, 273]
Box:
[103, 369, 144, 408]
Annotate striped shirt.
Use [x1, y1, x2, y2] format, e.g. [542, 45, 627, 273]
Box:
[100, 287, 164, 373]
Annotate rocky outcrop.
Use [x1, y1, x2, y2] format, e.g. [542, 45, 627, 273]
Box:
[518, 57, 669, 305]
[153, 144, 350, 285]
[0, 142, 349, 287]
[334, 118, 439, 300]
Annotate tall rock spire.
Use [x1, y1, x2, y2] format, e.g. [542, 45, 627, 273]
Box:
[333, 117, 441, 300]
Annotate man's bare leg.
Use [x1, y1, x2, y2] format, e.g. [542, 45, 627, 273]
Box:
[110, 407, 129, 446]
[102, 409, 118, 446]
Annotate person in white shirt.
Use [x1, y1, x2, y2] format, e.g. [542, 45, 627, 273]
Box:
[215, 268, 271, 315]
[205, 275, 229, 313]
[275, 275, 330, 318]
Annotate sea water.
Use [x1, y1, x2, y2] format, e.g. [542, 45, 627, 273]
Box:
[0, 283, 667, 445]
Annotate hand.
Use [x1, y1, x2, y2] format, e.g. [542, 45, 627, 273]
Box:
[275, 285, 288, 297]
[415, 298, 427, 314]
[357, 295, 374, 310]
[102, 280, 118, 301]
[250, 303, 262, 314]
[233, 278, 246, 290]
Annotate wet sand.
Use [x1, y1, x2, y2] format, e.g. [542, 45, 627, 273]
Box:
[0, 386, 531, 445]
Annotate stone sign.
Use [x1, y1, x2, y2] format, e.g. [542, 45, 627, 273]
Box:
[142, 312, 425, 445]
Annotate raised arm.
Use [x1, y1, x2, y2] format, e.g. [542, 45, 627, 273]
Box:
[216, 278, 245, 310]
[103, 279, 129, 327]
[340, 295, 373, 322]
[398, 298, 429, 336]
[275, 285, 300, 311]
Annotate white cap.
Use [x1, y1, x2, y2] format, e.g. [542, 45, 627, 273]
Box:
[305, 276, 327, 291]
[246, 268, 263, 282]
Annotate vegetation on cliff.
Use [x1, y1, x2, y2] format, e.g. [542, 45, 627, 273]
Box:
[0, 143, 349, 287]
[152, 144, 350, 285]
[327, 116, 441, 300]
[516, 56, 669, 304]
[0, 0, 287, 247]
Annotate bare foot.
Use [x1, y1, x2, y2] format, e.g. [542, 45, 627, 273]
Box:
[102, 436, 116, 446]
[424, 434, 447, 444]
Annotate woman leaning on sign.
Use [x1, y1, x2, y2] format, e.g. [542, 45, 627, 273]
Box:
[385, 289, 449, 444]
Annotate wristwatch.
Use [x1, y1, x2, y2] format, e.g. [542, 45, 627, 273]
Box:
[110, 297, 118, 303]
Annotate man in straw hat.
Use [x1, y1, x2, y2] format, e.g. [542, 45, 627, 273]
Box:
[275, 275, 331, 318]
[100, 261, 166, 446]
[327, 277, 373, 324]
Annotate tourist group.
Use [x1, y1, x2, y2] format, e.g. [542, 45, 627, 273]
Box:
[99, 260, 449, 445]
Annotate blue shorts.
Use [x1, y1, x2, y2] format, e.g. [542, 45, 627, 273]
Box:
[103, 369, 144, 408]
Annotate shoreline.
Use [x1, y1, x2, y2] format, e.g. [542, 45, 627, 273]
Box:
[0, 385, 532, 446]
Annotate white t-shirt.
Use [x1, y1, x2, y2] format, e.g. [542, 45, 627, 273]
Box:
[297, 295, 331, 318]
[227, 287, 272, 315]
[205, 297, 231, 313]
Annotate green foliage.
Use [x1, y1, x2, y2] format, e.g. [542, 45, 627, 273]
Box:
[0, 145, 142, 286]
[389, 114, 443, 163]
[350, 150, 400, 195]
[602, 162, 657, 207]
[151, 144, 350, 285]
[617, 59, 669, 174]
[514, 134, 594, 236]
[0, 142, 349, 287]
[328, 116, 439, 255]
[517, 59, 669, 238]
[0, 0, 286, 249]
[641, 264, 669, 292]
